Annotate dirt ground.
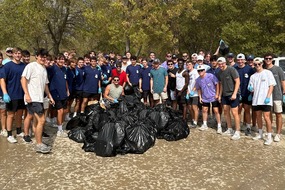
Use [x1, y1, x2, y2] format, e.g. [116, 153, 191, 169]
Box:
[0, 113, 284, 190]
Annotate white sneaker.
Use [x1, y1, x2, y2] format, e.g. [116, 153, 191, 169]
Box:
[46, 117, 51, 123]
[223, 128, 234, 136]
[199, 124, 208, 131]
[253, 134, 263, 140]
[57, 130, 68, 138]
[264, 138, 273, 146]
[7, 136, 17, 143]
[217, 127, 222, 134]
[274, 134, 281, 142]
[73, 112, 77, 118]
[0, 129, 8, 137]
[231, 131, 240, 140]
[16, 132, 25, 137]
[65, 115, 71, 121]
[51, 124, 58, 128]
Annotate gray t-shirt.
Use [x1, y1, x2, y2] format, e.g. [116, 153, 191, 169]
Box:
[267, 65, 285, 100]
[217, 66, 240, 96]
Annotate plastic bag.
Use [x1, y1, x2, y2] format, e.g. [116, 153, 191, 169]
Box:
[219, 39, 230, 56]
[68, 127, 86, 143]
[160, 119, 190, 141]
[124, 83, 134, 95]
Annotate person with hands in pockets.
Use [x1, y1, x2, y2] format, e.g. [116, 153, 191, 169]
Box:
[21, 48, 55, 153]
[248, 57, 276, 145]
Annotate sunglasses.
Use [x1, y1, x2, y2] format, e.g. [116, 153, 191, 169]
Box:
[198, 70, 205, 72]
[166, 55, 172, 57]
[264, 57, 273, 60]
[254, 63, 262, 66]
[167, 64, 173, 66]
[113, 79, 119, 81]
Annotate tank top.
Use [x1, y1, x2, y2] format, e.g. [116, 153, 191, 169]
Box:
[176, 69, 186, 91]
[109, 83, 123, 99]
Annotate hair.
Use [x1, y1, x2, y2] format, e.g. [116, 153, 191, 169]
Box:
[77, 57, 84, 62]
[263, 52, 275, 58]
[0, 52, 3, 58]
[35, 48, 48, 57]
[131, 55, 137, 61]
[149, 51, 155, 55]
[12, 47, 22, 53]
[69, 58, 77, 64]
[90, 57, 97, 61]
[47, 54, 54, 61]
[186, 60, 193, 65]
[178, 58, 184, 63]
[84, 54, 90, 59]
[22, 50, 30, 57]
[167, 60, 173, 64]
[210, 55, 218, 61]
[56, 53, 65, 60]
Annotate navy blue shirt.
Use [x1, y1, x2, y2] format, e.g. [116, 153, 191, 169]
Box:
[140, 66, 152, 91]
[207, 67, 221, 78]
[126, 64, 141, 85]
[75, 66, 85, 91]
[234, 64, 255, 97]
[2, 61, 26, 100]
[83, 66, 101, 93]
[0, 65, 5, 96]
[101, 64, 112, 86]
[47, 64, 68, 101]
[66, 67, 76, 93]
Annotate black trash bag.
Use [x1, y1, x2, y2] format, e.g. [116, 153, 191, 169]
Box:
[160, 119, 190, 141]
[138, 109, 149, 120]
[166, 107, 182, 120]
[118, 101, 128, 115]
[124, 121, 156, 154]
[124, 83, 134, 95]
[86, 109, 101, 131]
[219, 39, 230, 56]
[148, 111, 170, 131]
[66, 116, 81, 130]
[97, 112, 110, 130]
[68, 127, 87, 143]
[82, 130, 97, 152]
[113, 120, 127, 147]
[85, 104, 101, 115]
[122, 114, 136, 125]
[154, 103, 167, 112]
[94, 122, 116, 157]
[82, 141, 96, 152]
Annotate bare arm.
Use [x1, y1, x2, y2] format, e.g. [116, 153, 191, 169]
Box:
[0, 78, 7, 94]
[44, 84, 55, 105]
[231, 77, 240, 100]
[20, 77, 32, 103]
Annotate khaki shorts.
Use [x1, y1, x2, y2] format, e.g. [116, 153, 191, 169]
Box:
[273, 100, 283, 113]
[153, 92, 168, 101]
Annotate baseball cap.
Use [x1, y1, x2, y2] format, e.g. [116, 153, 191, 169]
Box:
[217, 57, 226, 63]
[153, 58, 160, 64]
[247, 55, 255, 60]
[122, 55, 127, 59]
[197, 65, 205, 71]
[191, 53, 198, 57]
[172, 54, 177, 59]
[6, 47, 13, 52]
[254, 57, 263, 63]
[197, 55, 204, 61]
[236, 53, 245, 59]
[227, 53, 234, 58]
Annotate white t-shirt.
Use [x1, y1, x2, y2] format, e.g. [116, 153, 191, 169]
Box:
[248, 69, 276, 106]
[188, 69, 199, 97]
[21, 62, 49, 103]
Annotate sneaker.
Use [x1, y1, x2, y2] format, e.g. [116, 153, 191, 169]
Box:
[241, 125, 247, 131]
[223, 128, 234, 136]
[252, 134, 263, 140]
[0, 129, 8, 137]
[16, 132, 25, 137]
[35, 143, 51, 154]
[217, 127, 222, 134]
[199, 124, 208, 131]
[65, 115, 71, 121]
[264, 138, 273, 146]
[231, 131, 240, 140]
[42, 132, 50, 138]
[23, 135, 32, 143]
[57, 130, 68, 138]
[46, 117, 51, 123]
[7, 136, 17, 143]
[274, 134, 281, 142]
[51, 124, 58, 128]
[245, 128, 251, 136]
[188, 123, 197, 129]
[251, 126, 258, 132]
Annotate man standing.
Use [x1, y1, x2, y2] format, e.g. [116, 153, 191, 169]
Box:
[217, 57, 241, 140]
[139, 58, 153, 107]
[0, 47, 26, 143]
[150, 59, 168, 106]
[2, 47, 13, 65]
[21, 48, 55, 153]
[264, 53, 285, 142]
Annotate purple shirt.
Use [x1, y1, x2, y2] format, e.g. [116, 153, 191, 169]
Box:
[195, 73, 218, 103]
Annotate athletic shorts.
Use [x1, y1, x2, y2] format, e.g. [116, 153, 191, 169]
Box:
[0, 96, 6, 110]
[273, 100, 283, 113]
[27, 102, 44, 115]
[176, 90, 187, 104]
[142, 90, 152, 99]
[240, 96, 252, 105]
[6, 99, 26, 112]
[82, 92, 99, 99]
[252, 105, 271, 112]
[202, 100, 220, 108]
[153, 92, 168, 101]
[53, 99, 68, 110]
[221, 95, 240, 108]
[187, 96, 199, 106]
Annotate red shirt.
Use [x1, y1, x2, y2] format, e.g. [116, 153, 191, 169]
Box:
[111, 69, 127, 86]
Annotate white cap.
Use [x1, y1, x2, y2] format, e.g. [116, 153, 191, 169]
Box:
[6, 47, 13, 52]
[236, 53, 245, 59]
[217, 57, 226, 63]
[197, 65, 205, 71]
[197, 55, 204, 61]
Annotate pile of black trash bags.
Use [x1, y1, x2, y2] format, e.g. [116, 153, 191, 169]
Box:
[66, 95, 190, 157]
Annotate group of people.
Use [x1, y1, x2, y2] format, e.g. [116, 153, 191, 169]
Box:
[0, 47, 283, 155]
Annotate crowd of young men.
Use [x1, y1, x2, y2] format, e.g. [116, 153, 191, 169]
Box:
[0, 47, 283, 155]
